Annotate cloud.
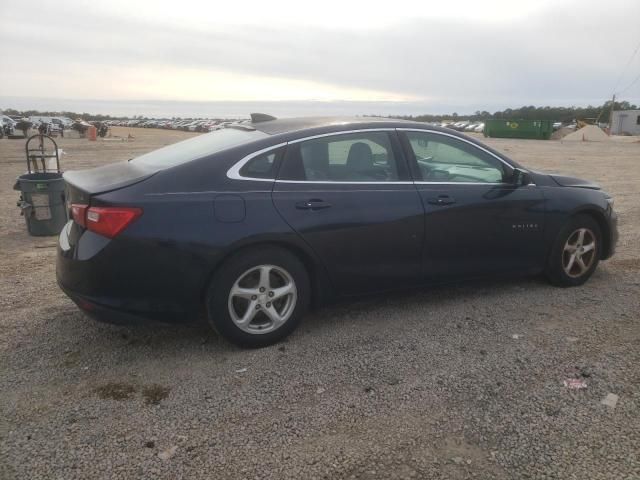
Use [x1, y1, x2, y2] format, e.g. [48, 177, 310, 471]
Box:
[1, 0, 639, 110]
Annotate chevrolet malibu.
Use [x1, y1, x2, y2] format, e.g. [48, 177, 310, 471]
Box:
[57, 115, 618, 347]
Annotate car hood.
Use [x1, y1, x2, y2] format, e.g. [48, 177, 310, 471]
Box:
[547, 173, 601, 190]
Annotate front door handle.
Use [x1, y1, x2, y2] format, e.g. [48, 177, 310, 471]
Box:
[427, 195, 456, 206]
[295, 199, 332, 210]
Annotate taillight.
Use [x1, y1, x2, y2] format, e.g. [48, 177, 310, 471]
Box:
[72, 203, 142, 238]
[85, 207, 143, 238]
[71, 204, 88, 227]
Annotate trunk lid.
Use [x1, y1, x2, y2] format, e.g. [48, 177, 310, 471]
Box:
[63, 161, 154, 196]
[63, 161, 154, 245]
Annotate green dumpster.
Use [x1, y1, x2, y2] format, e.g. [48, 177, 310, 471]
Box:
[14, 134, 68, 236]
[14, 172, 68, 236]
[483, 119, 553, 140]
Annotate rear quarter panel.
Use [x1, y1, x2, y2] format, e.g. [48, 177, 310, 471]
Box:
[88, 145, 322, 320]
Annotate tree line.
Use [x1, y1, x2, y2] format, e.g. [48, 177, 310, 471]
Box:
[391, 100, 638, 123]
[3, 100, 639, 124]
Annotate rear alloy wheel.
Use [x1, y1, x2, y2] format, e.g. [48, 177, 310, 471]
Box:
[228, 265, 297, 335]
[207, 247, 309, 347]
[546, 214, 601, 287]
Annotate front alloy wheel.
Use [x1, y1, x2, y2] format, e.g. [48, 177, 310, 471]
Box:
[562, 228, 597, 278]
[546, 214, 601, 287]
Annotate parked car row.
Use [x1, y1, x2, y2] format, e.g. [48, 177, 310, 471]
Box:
[101, 118, 249, 133]
[438, 121, 485, 133]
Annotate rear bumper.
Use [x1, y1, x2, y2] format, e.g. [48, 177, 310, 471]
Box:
[57, 274, 200, 326]
[56, 221, 204, 327]
[57, 280, 159, 326]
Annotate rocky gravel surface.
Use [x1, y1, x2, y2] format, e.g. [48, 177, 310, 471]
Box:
[1, 128, 639, 479]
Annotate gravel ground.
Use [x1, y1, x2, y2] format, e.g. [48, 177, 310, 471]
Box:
[1, 127, 639, 479]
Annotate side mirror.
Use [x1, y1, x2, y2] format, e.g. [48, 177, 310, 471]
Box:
[511, 168, 532, 186]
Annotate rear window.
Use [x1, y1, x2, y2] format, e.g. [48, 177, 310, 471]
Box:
[132, 128, 268, 168]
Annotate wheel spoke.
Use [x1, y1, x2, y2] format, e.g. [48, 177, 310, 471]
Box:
[271, 283, 294, 300]
[231, 286, 259, 299]
[259, 266, 271, 290]
[565, 252, 577, 272]
[263, 304, 284, 325]
[581, 242, 595, 254]
[577, 229, 586, 247]
[237, 300, 258, 324]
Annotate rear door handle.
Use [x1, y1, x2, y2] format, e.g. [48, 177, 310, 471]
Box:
[427, 195, 456, 206]
[295, 199, 332, 210]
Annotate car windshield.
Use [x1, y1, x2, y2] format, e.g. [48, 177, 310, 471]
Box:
[132, 127, 268, 168]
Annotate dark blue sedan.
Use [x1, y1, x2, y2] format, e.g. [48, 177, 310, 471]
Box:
[57, 115, 618, 347]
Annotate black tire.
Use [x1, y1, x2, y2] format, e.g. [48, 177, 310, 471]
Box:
[206, 246, 310, 348]
[546, 214, 601, 287]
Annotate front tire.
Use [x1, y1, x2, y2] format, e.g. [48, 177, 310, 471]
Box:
[206, 247, 310, 347]
[546, 214, 601, 287]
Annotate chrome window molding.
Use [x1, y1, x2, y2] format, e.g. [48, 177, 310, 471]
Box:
[226, 129, 396, 182]
[226, 142, 287, 181]
[226, 127, 527, 185]
[275, 180, 412, 185]
[287, 128, 395, 144]
[413, 181, 505, 186]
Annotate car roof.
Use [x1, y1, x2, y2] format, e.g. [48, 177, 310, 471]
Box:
[249, 116, 440, 135]
[244, 115, 519, 168]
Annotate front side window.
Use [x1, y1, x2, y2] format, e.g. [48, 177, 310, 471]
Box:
[279, 131, 400, 182]
[405, 131, 508, 183]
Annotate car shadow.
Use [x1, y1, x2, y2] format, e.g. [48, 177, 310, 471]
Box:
[61, 274, 546, 347]
[55, 268, 615, 357]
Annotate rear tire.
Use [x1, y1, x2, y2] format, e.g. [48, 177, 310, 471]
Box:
[546, 214, 601, 287]
[206, 247, 310, 348]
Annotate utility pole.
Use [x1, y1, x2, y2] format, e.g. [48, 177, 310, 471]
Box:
[608, 93, 616, 136]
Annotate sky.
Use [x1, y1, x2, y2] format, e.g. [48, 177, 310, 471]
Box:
[1, 0, 639, 116]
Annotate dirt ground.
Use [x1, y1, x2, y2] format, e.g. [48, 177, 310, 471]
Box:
[1, 126, 639, 479]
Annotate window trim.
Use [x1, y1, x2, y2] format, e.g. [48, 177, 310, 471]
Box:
[287, 128, 395, 144]
[227, 142, 287, 181]
[226, 127, 522, 185]
[279, 129, 409, 183]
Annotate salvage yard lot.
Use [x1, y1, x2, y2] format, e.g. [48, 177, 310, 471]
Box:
[1, 127, 639, 479]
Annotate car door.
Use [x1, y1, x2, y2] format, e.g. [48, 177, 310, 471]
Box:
[272, 129, 425, 295]
[398, 129, 547, 280]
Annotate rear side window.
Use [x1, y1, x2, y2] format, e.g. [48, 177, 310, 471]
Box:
[279, 131, 400, 182]
[239, 151, 278, 179]
[132, 128, 268, 169]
